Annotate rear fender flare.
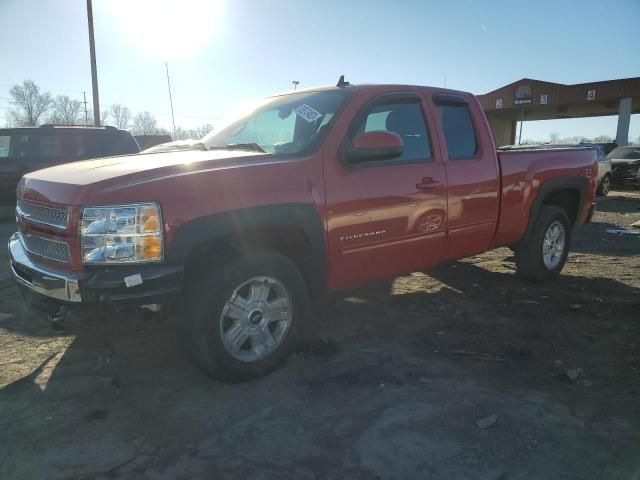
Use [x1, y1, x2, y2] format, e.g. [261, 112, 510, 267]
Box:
[524, 176, 587, 239]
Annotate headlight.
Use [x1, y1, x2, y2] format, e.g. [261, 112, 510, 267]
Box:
[81, 203, 163, 264]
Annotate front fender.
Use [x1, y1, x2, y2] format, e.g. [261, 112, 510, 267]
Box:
[167, 203, 327, 296]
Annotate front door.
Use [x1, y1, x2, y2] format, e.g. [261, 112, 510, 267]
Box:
[324, 91, 448, 290]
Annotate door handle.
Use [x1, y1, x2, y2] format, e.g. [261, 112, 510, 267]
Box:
[416, 177, 443, 191]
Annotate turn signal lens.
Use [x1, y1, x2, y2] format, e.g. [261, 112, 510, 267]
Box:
[143, 236, 162, 260]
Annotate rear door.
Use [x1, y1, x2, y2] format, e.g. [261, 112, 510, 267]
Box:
[324, 90, 448, 290]
[431, 93, 500, 259]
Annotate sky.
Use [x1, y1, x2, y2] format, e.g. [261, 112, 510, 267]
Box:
[0, 0, 639, 142]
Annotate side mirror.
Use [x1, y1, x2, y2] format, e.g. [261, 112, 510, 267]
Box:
[346, 131, 403, 163]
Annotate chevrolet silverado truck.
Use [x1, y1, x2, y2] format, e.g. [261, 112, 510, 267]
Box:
[9, 80, 597, 381]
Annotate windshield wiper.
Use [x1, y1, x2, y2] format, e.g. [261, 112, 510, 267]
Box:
[209, 143, 266, 153]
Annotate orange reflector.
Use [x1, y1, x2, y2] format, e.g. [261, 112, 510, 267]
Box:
[142, 236, 162, 259]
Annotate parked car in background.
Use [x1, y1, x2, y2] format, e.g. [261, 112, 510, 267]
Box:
[0, 125, 140, 206]
[579, 144, 611, 196]
[608, 145, 640, 187]
[10, 82, 597, 381]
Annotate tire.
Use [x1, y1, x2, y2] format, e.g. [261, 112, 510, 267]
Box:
[515, 206, 571, 282]
[181, 250, 309, 382]
[596, 174, 611, 197]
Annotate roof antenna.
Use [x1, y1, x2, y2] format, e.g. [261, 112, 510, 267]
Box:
[337, 75, 350, 87]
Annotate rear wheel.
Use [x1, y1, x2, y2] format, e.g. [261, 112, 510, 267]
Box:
[181, 250, 309, 382]
[515, 206, 571, 282]
[596, 174, 611, 196]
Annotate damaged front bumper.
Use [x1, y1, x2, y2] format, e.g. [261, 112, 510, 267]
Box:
[8, 232, 183, 311]
[9, 232, 82, 303]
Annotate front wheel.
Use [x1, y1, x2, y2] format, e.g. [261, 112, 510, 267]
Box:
[596, 174, 611, 197]
[181, 250, 309, 382]
[515, 206, 571, 282]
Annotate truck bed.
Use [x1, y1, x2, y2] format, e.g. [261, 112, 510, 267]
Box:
[492, 146, 597, 248]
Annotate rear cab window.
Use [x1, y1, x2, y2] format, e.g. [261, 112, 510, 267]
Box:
[434, 94, 478, 160]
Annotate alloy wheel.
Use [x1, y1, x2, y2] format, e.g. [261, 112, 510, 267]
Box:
[542, 221, 566, 270]
[219, 276, 292, 362]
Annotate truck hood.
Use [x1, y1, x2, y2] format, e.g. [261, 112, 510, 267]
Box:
[18, 149, 274, 205]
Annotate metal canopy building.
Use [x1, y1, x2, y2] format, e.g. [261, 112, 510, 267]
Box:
[477, 77, 640, 147]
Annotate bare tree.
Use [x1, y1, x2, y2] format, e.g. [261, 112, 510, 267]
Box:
[189, 124, 214, 139]
[171, 124, 214, 141]
[593, 134, 613, 143]
[131, 112, 169, 136]
[7, 80, 52, 126]
[131, 112, 158, 135]
[172, 126, 189, 141]
[549, 132, 560, 143]
[50, 95, 83, 125]
[107, 104, 131, 129]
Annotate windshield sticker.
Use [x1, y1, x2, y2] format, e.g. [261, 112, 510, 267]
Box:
[293, 104, 322, 123]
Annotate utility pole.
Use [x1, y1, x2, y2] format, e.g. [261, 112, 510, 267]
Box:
[292, 80, 300, 90]
[86, 0, 100, 125]
[165, 62, 176, 138]
[83, 91, 88, 125]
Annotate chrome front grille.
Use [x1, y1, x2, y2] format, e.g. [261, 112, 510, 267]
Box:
[21, 234, 70, 263]
[16, 200, 69, 229]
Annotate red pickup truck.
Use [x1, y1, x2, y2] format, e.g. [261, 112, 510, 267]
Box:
[10, 81, 597, 381]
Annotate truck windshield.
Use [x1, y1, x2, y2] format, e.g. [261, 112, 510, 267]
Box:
[202, 90, 350, 156]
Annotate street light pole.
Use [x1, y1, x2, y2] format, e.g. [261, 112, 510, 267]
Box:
[86, 0, 100, 126]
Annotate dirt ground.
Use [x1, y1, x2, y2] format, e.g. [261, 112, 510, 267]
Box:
[1, 191, 639, 480]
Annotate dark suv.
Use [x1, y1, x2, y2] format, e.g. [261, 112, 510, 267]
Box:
[608, 145, 640, 187]
[0, 125, 140, 206]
